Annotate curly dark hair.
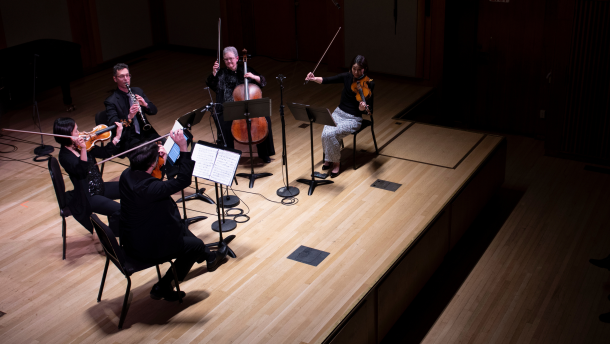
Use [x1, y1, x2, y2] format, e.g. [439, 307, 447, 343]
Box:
[113, 63, 129, 77]
[128, 143, 159, 172]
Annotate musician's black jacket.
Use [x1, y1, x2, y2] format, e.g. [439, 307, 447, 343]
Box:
[119, 151, 194, 263]
[58, 143, 119, 232]
[104, 87, 160, 150]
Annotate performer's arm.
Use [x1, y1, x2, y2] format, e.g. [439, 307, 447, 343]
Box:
[142, 131, 194, 199]
[135, 90, 157, 116]
[59, 146, 89, 178]
[245, 67, 266, 88]
[321, 72, 347, 85]
[206, 71, 219, 92]
[105, 99, 121, 125]
[90, 122, 123, 159]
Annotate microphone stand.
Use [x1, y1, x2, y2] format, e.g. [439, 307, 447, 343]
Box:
[32, 54, 54, 161]
[276, 75, 299, 197]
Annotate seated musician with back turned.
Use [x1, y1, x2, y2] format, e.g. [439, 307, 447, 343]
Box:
[105, 63, 161, 151]
[206, 46, 275, 163]
[53, 117, 123, 236]
[305, 55, 374, 178]
[120, 129, 225, 301]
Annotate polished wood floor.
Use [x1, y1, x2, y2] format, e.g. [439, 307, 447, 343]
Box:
[1, 50, 607, 344]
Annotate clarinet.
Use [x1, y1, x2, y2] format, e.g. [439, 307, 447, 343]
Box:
[125, 83, 151, 131]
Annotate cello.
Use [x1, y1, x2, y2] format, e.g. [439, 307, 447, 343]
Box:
[231, 49, 269, 145]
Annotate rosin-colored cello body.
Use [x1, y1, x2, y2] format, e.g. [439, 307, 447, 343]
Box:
[230, 49, 268, 145]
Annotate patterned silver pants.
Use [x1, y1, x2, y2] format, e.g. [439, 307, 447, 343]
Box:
[322, 107, 362, 162]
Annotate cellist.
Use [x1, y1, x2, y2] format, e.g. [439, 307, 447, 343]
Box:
[206, 46, 275, 163]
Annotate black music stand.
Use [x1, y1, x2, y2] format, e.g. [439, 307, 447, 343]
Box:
[276, 75, 300, 197]
[288, 103, 336, 196]
[175, 108, 215, 205]
[191, 140, 241, 233]
[223, 98, 273, 188]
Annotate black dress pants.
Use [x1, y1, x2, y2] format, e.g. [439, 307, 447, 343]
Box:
[89, 182, 121, 236]
[159, 226, 210, 285]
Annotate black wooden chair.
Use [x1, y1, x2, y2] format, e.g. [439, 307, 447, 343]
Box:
[90, 214, 183, 330]
[48, 157, 72, 260]
[94, 110, 107, 176]
[323, 114, 379, 170]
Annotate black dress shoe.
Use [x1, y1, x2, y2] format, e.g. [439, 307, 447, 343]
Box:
[322, 164, 331, 171]
[207, 243, 228, 272]
[260, 156, 271, 163]
[600, 312, 610, 323]
[150, 283, 185, 302]
[590, 255, 610, 270]
[330, 164, 341, 178]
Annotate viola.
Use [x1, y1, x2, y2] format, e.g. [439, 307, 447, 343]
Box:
[351, 75, 373, 116]
[231, 49, 269, 145]
[151, 156, 165, 179]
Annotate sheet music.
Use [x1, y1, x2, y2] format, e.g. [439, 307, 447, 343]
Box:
[192, 144, 217, 180]
[209, 149, 241, 186]
[191, 143, 241, 186]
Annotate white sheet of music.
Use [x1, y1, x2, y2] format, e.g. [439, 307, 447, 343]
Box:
[191, 144, 217, 180]
[209, 149, 240, 186]
[191, 143, 240, 186]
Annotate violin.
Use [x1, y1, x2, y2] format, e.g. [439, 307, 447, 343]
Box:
[231, 49, 269, 145]
[351, 75, 373, 116]
[80, 120, 130, 151]
[150, 141, 165, 179]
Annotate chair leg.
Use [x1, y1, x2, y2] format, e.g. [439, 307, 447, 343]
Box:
[353, 134, 357, 170]
[97, 257, 110, 302]
[62, 216, 66, 260]
[370, 123, 379, 154]
[118, 276, 132, 330]
[169, 261, 183, 304]
[156, 265, 162, 281]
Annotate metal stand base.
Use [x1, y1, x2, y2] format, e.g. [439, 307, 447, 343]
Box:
[176, 188, 215, 204]
[277, 186, 300, 197]
[205, 235, 237, 259]
[184, 216, 207, 226]
[296, 178, 333, 196]
[33, 145, 54, 161]
[237, 172, 273, 189]
[217, 195, 240, 208]
[211, 219, 237, 232]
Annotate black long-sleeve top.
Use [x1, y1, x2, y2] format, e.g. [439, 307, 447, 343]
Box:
[206, 64, 267, 114]
[322, 72, 375, 117]
[119, 152, 194, 263]
[104, 87, 160, 149]
[58, 143, 119, 231]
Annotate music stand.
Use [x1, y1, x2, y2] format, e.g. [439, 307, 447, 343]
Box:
[223, 98, 273, 188]
[191, 140, 241, 234]
[276, 75, 300, 197]
[174, 108, 215, 205]
[287, 103, 336, 196]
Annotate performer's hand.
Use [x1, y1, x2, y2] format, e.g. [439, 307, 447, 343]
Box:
[115, 122, 123, 138]
[128, 103, 139, 119]
[73, 136, 87, 150]
[244, 72, 260, 83]
[359, 101, 367, 111]
[135, 94, 148, 107]
[171, 129, 188, 152]
[213, 60, 219, 76]
[158, 145, 167, 162]
[305, 72, 321, 84]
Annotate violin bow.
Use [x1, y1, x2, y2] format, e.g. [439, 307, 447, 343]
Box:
[2, 128, 75, 139]
[217, 18, 221, 63]
[96, 133, 171, 165]
[304, 27, 342, 85]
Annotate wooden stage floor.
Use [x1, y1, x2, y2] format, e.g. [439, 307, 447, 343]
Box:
[0, 50, 503, 343]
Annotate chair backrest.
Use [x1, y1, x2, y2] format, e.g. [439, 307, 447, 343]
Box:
[48, 157, 67, 210]
[95, 110, 107, 126]
[90, 214, 127, 275]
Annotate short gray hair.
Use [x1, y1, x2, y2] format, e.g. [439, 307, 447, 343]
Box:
[223, 46, 238, 58]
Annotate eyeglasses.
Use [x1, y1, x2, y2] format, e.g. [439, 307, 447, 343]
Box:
[223, 57, 238, 62]
[116, 74, 131, 80]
